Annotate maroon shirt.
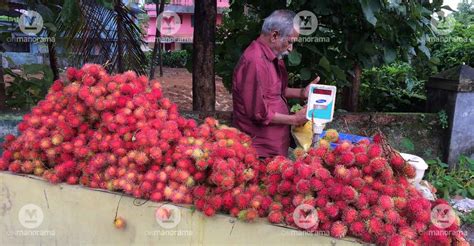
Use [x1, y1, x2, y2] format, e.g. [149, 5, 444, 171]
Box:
[232, 37, 290, 158]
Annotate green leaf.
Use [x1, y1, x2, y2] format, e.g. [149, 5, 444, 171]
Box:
[383, 47, 397, 63]
[359, 0, 381, 26]
[418, 44, 430, 59]
[299, 67, 311, 80]
[332, 65, 346, 81]
[23, 64, 50, 76]
[401, 138, 415, 152]
[288, 50, 302, 66]
[319, 56, 331, 72]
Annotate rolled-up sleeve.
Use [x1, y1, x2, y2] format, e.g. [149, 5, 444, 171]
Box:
[235, 58, 275, 125]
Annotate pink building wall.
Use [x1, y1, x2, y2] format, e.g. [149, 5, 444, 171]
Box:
[145, 0, 229, 50]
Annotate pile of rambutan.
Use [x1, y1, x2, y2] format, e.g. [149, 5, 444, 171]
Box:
[0, 64, 469, 245]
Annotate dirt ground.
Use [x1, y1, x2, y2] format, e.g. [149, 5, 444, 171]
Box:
[155, 67, 232, 111]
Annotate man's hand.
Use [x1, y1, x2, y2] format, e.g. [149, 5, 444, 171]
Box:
[292, 106, 308, 126]
[302, 76, 321, 99]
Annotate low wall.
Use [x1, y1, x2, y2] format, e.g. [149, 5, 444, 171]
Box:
[1, 111, 445, 160]
[0, 172, 360, 245]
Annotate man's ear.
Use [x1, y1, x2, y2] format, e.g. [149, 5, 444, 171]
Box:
[271, 31, 279, 42]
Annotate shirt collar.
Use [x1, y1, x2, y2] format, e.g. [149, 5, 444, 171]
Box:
[256, 36, 277, 62]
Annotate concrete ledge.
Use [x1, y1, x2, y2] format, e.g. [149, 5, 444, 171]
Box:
[0, 172, 361, 246]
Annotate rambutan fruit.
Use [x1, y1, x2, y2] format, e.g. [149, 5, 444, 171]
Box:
[384, 223, 396, 235]
[324, 152, 336, 166]
[355, 194, 369, 210]
[235, 193, 251, 210]
[324, 203, 339, 218]
[389, 153, 405, 169]
[351, 145, 367, 155]
[342, 208, 358, 224]
[367, 144, 383, 158]
[359, 209, 371, 220]
[341, 186, 358, 202]
[378, 195, 394, 210]
[337, 152, 355, 166]
[349, 221, 365, 237]
[387, 234, 406, 246]
[330, 221, 348, 239]
[203, 206, 216, 217]
[369, 157, 387, 173]
[385, 210, 400, 225]
[350, 178, 365, 190]
[399, 226, 417, 240]
[309, 178, 324, 191]
[367, 217, 384, 235]
[281, 166, 295, 180]
[354, 153, 369, 166]
[334, 141, 353, 154]
[324, 129, 339, 143]
[411, 221, 427, 234]
[238, 208, 258, 222]
[403, 164, 417, 178]
[372, 206, 385, 218]
[334, 165, 350, 180]
[268, 210, 283, 224]
[393, 197, 407, 211]
[297, 164, 313, 179]
[296, 179, 311, 194]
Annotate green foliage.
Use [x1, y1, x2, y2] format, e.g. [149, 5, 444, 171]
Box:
[425, 155, 474, 200]
[146, 50, 190, 68]
[430, 22, 474, 72]
[437, 110, 449, 129]
[400, 137, 415, 152]
[359, 62, 426, 112]
[4, 64, 54, 109]
[460, 211, 474, 225]
[216, 0, 441, 96]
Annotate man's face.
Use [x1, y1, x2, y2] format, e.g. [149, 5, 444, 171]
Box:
[271, 29, 299, 59]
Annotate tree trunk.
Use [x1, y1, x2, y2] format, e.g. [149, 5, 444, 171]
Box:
[115, 0, 124, 73]
[149, 0, 165, 79]
[47, 33, 59, 80]
[0, 53, 6, 110]
[192, 0, 216, 111]
[343, 63, 362, 112]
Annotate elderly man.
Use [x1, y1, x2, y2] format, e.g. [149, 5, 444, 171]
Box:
[232, 10, 319, 158]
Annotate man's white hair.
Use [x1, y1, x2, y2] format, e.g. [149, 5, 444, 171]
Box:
[261, 10, 299, 38]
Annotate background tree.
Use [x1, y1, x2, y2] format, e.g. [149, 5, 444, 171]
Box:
[192, 0, 217, 111]
[148, 0, 166, 79]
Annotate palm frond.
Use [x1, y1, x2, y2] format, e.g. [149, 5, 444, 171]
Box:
[57, 0, 147, 75]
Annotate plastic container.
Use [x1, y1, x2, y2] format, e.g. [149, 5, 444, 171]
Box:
[319, 131, 372, 149]
[400, 153, 428, 184]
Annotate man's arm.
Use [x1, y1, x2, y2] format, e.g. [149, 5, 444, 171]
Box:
[284, 76, 321, 99]
[270, 107, 307, 126]
[284, 88, 304, 99]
